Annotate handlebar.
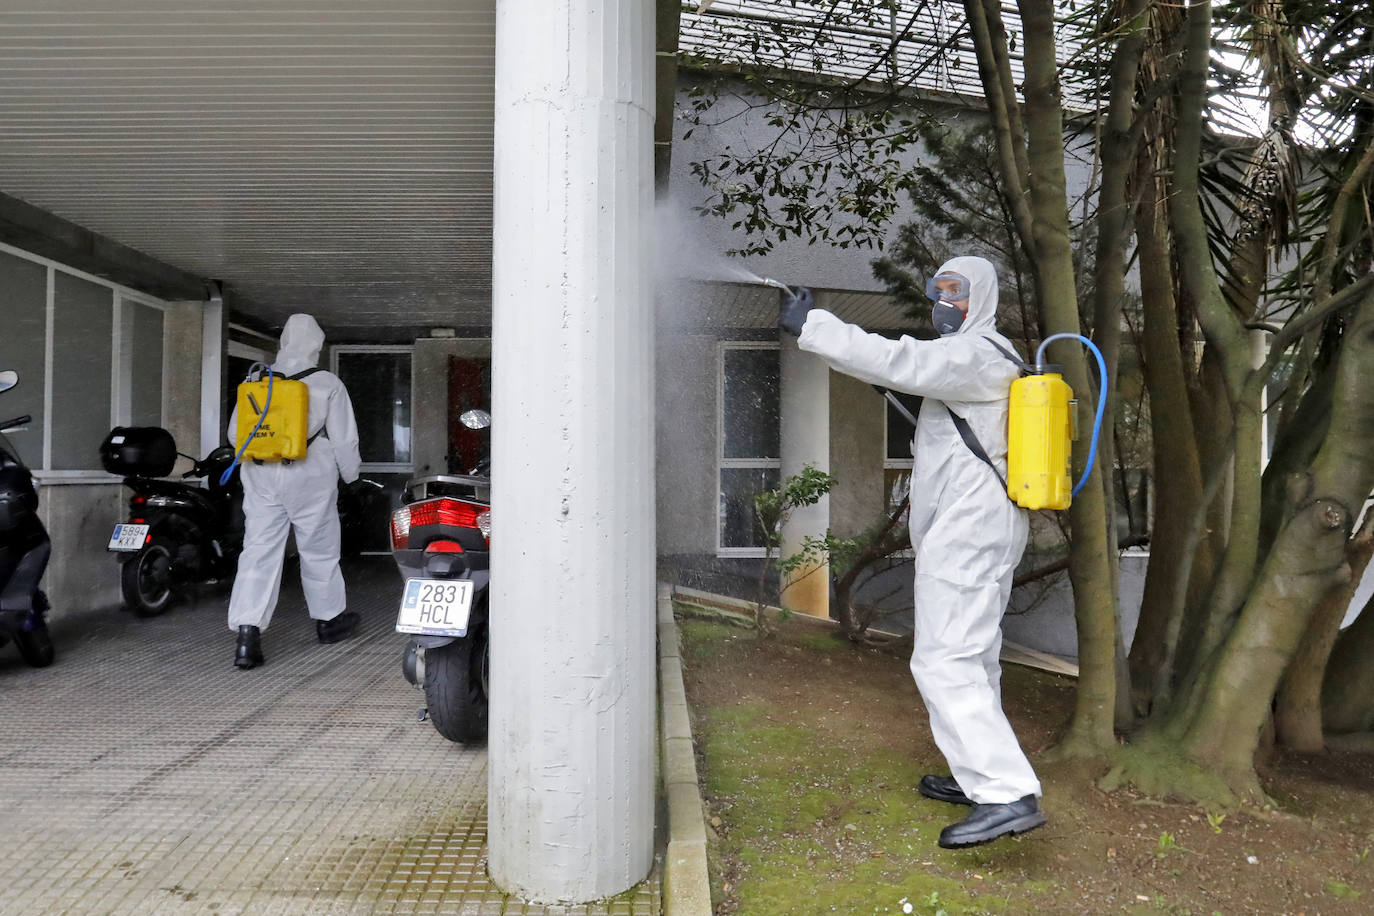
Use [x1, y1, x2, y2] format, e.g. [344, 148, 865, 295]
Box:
[0, 415, 32, 432]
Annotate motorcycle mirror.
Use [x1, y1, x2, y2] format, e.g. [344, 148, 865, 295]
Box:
[460, 409, 492, 430]
[0, 370, 17, 393]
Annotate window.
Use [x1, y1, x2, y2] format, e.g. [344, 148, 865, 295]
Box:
[332, 347, 413, 469]
[0, 250, 48, 469]
[0, 244, 167, 474]
[883, 390, 921, 510]
[718, 343, 780, 556]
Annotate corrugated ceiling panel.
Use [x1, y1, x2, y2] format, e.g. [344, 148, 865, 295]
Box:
[0, 0, 495, 332]
[680, 0, 1024, 102]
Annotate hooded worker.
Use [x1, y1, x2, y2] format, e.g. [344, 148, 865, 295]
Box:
[226, 313, 363, 669]
[778, 256, 1044, 849]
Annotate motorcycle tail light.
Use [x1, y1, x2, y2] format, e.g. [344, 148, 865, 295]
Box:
[393, 498, 487, 551]
[131, 494, 148, 507]
[408, 497, 484, 530]
[424, 540, 463, 554]
[130, 517, 147, 524]
[390, 505, 411, 550]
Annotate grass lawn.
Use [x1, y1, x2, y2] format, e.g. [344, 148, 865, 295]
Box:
[676, 608, 1374, 916]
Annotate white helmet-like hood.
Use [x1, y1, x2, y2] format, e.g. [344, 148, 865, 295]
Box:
[274, 314, 325, 375]
[935, 255, 999, 336]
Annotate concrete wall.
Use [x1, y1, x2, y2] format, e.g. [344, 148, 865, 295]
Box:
[34, 296, 206, 622]
[411, 337, 490, 478]
[36, 482, 126, 616]
[1002, 555, 1148, 660]
[654, 331, 720, 557]
[828, 372, 886, 538]
[664, 75, 1099, 295]
[162, 301, 204, 471]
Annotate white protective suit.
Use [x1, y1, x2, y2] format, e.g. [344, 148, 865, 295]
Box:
[797, 256, 1041, 804]
[226, 314, 362, 632]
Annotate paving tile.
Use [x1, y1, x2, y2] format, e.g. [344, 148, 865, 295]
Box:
[0, 559, 659, 914]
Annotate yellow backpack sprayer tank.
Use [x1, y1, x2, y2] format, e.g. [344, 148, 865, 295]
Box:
[1007, 369, 1075, 510]
[231, 364, 325, 463]
[216, 363, 325, 488]
[1006, 333, 1106, 510]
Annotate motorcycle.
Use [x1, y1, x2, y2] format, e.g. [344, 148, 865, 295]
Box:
[101, 426, 244, 616]
[0, 370, 55, 668]
[392, 408, 491, 743]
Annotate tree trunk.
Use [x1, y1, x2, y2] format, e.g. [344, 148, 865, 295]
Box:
[1090, 0, 1149, 732]
[1176, 288, 1374, 797]
[1274, 511, 1374, 751]
[1016, 0, 1120, 756]
[1128, 191, 1210, 709]
[1258, 362, 1335, 557]
[1323, 592, 1374, 734]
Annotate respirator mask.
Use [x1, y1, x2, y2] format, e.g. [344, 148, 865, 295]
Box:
[924, 272, 970, 336]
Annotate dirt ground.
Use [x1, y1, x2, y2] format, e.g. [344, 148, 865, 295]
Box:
[676, 608, 1374, 916]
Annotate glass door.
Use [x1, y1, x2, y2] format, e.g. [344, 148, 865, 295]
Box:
[332, 346, 414, 554]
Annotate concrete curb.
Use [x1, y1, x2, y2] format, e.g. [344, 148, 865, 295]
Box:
[657, 582, 713, 916]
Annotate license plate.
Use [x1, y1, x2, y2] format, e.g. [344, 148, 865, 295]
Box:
[108, 523, 150, 552]
[396, 578, 474, 637]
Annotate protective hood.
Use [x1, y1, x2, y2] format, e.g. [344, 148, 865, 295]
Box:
[274, 314, 325, 375]
[935, 256, 999, 336]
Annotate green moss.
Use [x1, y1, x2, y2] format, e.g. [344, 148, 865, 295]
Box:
[684, 614, 1061, 915]
[1324, 879, 1362, 900]
[788, 629, 851, 652]
[1099, 735, 1241, 810]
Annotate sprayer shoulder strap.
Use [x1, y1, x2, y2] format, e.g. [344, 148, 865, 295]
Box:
[979, 336, 1031, 373]
[946, 405, 1008, 492]
[286, 368, 330, 445]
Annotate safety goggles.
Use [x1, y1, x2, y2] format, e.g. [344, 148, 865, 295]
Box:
[924, 272, 971, 303]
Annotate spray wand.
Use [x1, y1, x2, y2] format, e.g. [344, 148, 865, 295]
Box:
[220, 362, 273, 486]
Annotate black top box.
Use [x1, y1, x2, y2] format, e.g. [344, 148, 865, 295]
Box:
[100, 427, 177, 478]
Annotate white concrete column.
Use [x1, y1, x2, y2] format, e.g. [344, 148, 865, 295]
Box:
[488, 0, 655, 903]
[780, 309, 831, 618]
[198, 295, 223, 456]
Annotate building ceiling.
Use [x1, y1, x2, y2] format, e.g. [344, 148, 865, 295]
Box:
[0, 0, 495, 340]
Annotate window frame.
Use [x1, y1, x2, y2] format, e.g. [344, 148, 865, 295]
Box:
[716, 340, 781, 558]
[0, 241, 169, 480]
[330, 344, 416, 475]
[880, 396, 916, 559]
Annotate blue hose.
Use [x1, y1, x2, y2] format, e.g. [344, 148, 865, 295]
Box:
[220, 363, 272, 486]
[1034, 333, 1108, 498]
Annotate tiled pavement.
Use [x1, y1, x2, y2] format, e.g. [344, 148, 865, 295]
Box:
[0, 558, 659, 915]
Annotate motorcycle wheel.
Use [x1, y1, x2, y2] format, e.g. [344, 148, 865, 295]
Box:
[14, 617, 54, 668]
[121, 537, 176, 617]
[424, 627, 489, 744]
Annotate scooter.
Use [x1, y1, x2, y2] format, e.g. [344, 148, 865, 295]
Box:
[0, 370, 55, 668]
[392, 408, 491, 743]
[101, 427, 244, 616]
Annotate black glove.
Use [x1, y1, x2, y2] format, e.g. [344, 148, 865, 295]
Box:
[344, 477, 376, 499]
[778, 286, 814, 337]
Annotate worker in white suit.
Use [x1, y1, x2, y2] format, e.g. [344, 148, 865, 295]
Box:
[227, 313, 363, 669]
[778, 256, 1045, 848]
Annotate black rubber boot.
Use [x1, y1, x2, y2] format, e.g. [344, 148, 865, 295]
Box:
[316, 611, 360, 644]
[937, 794, 1046, 848]
[234, 625, 264, 669]
[918, 774, 974, 806]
